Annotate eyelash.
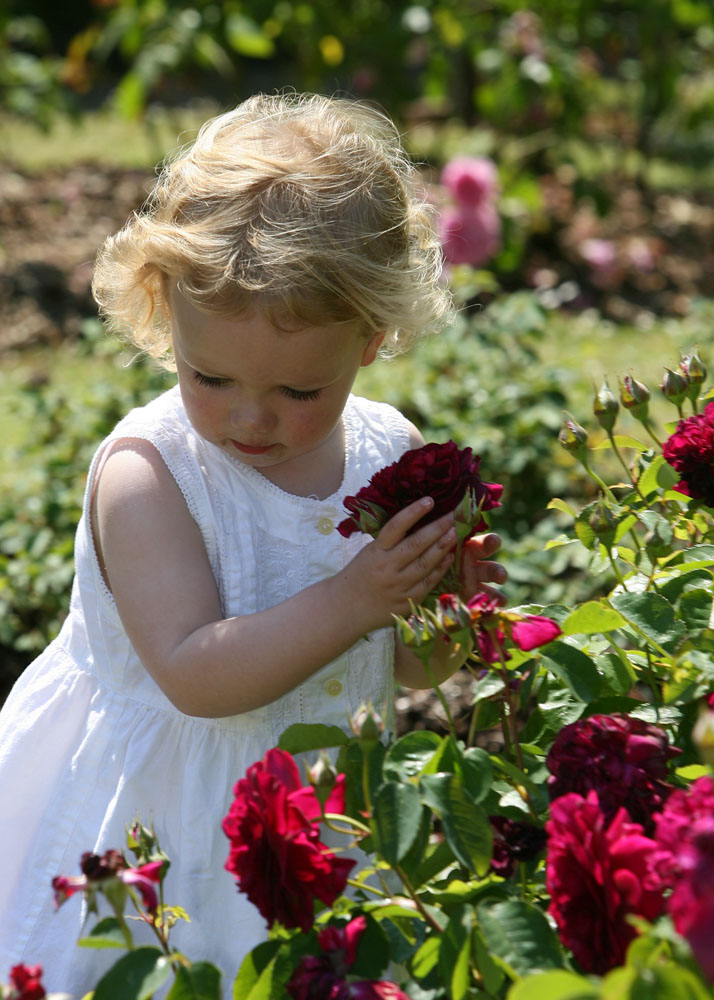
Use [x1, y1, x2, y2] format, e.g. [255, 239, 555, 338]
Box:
[192, 371, 321, 401]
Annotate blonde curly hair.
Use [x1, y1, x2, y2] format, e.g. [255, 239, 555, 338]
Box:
[92, 92, 453, 367]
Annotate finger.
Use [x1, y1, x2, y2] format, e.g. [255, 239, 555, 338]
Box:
[402, 550, 455, 609]
[463, 532, 502, 559]
[464, 558, 507, 586]
[376, 497, 435, 550]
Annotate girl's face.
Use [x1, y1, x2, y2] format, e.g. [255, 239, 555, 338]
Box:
[170, 288, 383, 490]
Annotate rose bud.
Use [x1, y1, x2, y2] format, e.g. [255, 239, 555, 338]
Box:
[307, 751, 339, 808]
[681, 349, 707, 403]
[588, 499, 618, 541]
[350, 702, 385, 749]
[593, 379, 619, 432]
[661, 367, 688, 408]
[620, 374, 650, 420]
[692, 706, 714, 769]
[558, 416, 588, 459]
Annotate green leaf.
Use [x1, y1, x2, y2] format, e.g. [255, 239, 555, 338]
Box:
[678, 588, 713, 633]
[542, 642, 601, 702]
[166, 962, 222, 1000]
[411, 935, 440, 981]
[461, 747, 494, 804]
[477, 900, 564, 978]
[610, 592, 686, 652]
[474, 927, 505, 996]
[225, 14, 275, 57]
[232, 941, 281, 1000]
[420, 773, 493, 875]
[679, 544, 714, 567]
[114, 71, 147, 119]
[593, 434, 647, 451]
[78, 917, 127, 949]
[350, 914, 391, 979]
[638, 457, 670, 498]
[629, 963, 713, 1000]
[373, 781, 423, 865]
[595, 651, 637, 696]
[93, 948, 172, 1000]
[546, 498, 577, 518]
[278, 723, 348, 754]
[439, 908, 472, 1000]
[383, 730, 441, 780]
[507, 969, 598, 999]
[561, 601, 627, 635]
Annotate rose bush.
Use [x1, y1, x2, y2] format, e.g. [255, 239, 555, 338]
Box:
[9, 350, 714, 1000]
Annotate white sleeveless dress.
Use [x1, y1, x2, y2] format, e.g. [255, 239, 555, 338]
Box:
[0, 386, 412, 997]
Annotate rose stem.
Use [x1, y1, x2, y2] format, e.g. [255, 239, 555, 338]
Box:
[395, 864, 444, 934]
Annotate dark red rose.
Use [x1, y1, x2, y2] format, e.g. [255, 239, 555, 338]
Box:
[649, 777, 714, 981]
[662, 400, 714, 506]
[489, 816, 547, 878]
[546, 791, 664, 974]
[223, 748, 355, 933]
[52, 850, 163, 914]
[8, 965, 46, 1000]
[337, 441, 502, 539]
[287, 916, 410, 1000]
[546, 713, 680, 834]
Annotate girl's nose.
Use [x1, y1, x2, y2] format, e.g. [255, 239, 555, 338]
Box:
[230, 399, 277, 434]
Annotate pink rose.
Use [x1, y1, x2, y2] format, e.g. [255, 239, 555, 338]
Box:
[663, 401, 714, 506]
[649, 777, 714, 980]
[546, 791, 664, 974]
[466, 590, 561, 663]
[337, 441, 502, 540]
[223, 748, 355, 932]
[441, 157, 499, 208]
[438, 203, 501, 266]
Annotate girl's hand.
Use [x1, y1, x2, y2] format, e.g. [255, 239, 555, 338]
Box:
[339, 497, 457, 631]
[459, 532, 508, 603]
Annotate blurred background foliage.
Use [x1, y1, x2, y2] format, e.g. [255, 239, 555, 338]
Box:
[2, 0, 714, 694]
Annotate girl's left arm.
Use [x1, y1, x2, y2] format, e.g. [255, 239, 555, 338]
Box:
[394, 423, 507, 689]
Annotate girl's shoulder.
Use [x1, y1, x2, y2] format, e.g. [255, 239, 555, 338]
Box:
[346, 394, 414, 468]
[107, 385, 185, 442]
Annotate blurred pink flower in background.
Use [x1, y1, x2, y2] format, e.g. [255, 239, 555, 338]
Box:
[438, 157, 501, 267]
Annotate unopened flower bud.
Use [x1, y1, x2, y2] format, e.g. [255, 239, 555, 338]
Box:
[394, 608, 438, 651]
[692, 706, 714, 769]
[588, 499, 618, 540]
[435, 593, 472, 633]
[306, 751, 338, 807]
[593, 379, 619, 432]
[620, 374, 650, 421]
[558, 416, 588, 458]
[660, 367, 688, 407]
[681, 349, 707, 403]
[351, 702, 384, 748]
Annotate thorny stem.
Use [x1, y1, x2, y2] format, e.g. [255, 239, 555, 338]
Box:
[421, 652, 458, 739]
[395, 864, 443, 934]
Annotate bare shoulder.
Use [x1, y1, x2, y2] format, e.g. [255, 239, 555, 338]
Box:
[406, 420, 425, 450]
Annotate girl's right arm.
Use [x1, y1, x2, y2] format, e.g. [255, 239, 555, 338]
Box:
[92, 439, 456, 718]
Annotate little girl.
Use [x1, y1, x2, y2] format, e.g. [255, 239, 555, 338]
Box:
[0, 92, 504, 994]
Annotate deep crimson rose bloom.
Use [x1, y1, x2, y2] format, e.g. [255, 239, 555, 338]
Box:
[52, 850, 164, 914]
[223, 748, 355, 933]
[287, 916, 410, 1000]
[8, 965, 46, 1000]
[337, 441, 502, 539]
[466, 591, 561, 663]
[546, 791, 665, 974]
[649, 777, 714, 980]
[489, 815, 547, 877]
[662, 401, 714, 506]
[546, 713, 680, 834]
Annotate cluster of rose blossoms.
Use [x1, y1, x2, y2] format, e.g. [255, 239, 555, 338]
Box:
[544, 713, 714, 979]
[2, 964, 46, 1000]
[436, 156, 502, 267]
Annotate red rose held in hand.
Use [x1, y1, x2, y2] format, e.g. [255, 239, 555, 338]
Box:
[663, 401, 714, 506]
[546, 791, 664, 975]
[337, 441, 502, 539]
[223, 748, 355, 932]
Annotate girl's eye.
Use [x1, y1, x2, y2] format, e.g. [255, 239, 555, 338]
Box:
[193, 371, 230, 388]
[281, 386, 321, 401]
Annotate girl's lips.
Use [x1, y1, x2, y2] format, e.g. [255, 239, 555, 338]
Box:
[231, 440, 274, 455]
